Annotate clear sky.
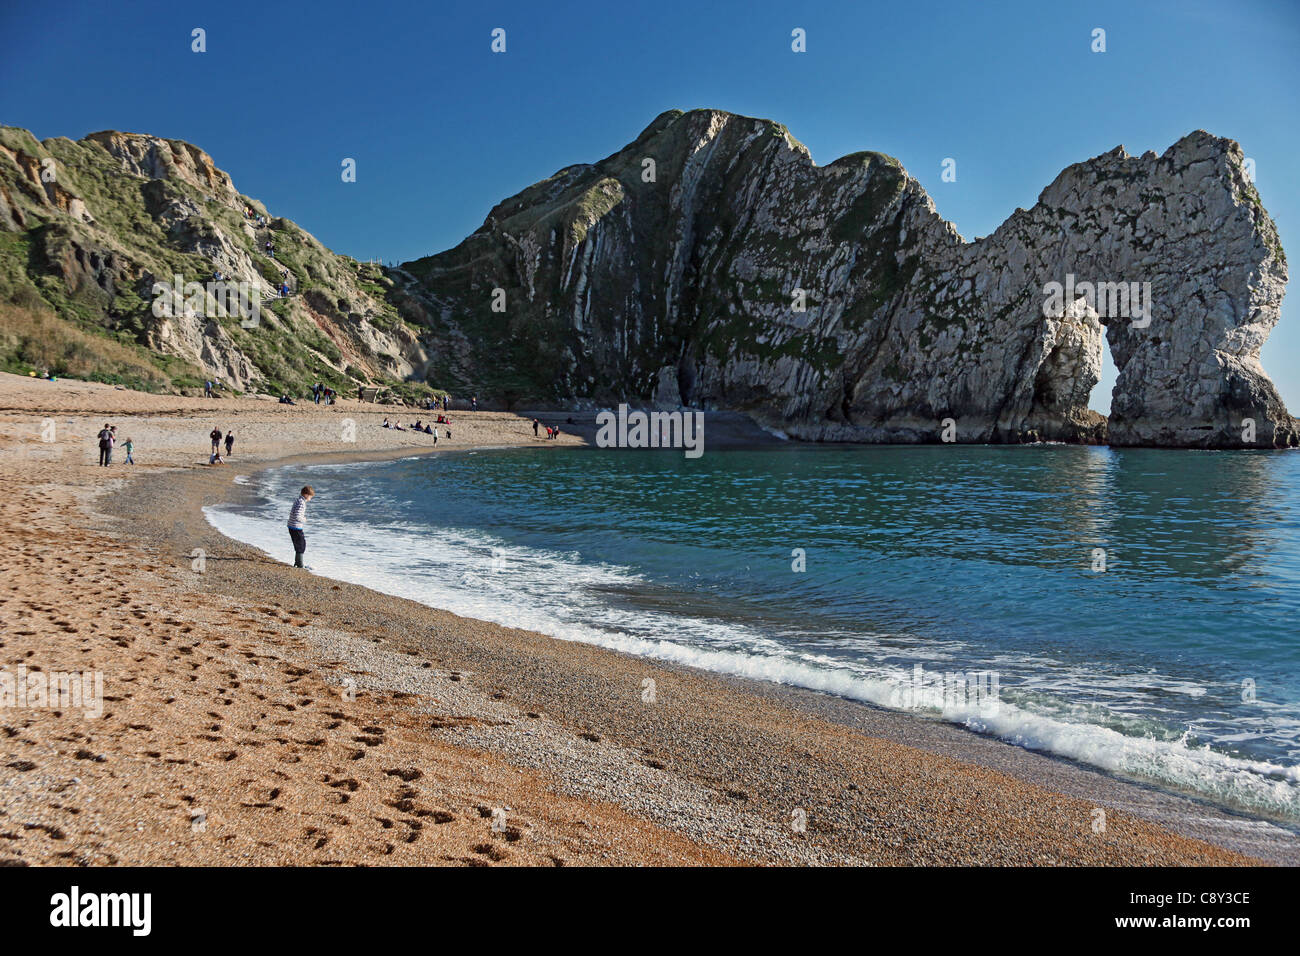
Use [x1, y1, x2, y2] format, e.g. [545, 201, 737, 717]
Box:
[2, 0, 1297, 412]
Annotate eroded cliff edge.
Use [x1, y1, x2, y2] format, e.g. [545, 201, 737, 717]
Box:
[0, 127, 431, 397]
[2, 111, 1292, 447]
[400, 109, 1294, 447]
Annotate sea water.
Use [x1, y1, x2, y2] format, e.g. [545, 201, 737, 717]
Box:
[207, 444, 1300, 822]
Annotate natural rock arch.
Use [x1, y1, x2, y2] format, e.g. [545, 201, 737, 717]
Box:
[400, 110, 1298, 448]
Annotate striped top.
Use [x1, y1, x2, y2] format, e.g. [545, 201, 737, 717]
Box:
[287, 495, 308, 530]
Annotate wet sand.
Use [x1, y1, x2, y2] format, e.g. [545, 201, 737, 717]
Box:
[0, 371, 1290, 865]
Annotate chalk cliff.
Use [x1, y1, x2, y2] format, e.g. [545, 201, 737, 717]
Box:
[2, 110, 1292, 447]
[399, 109, 1294, 447]
[0, 126, 429, 396]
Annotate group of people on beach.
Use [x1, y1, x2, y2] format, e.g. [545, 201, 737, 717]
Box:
[208, 426, 235, 464]
[311, 383, 337, 405]
[531, 419, 561, 440]
[382, 418, 448, 440]
[95, 424, 134, 466]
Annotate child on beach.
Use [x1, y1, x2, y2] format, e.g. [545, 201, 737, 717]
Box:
[123, 438, 134, 465]
[224, 432, 235, 457]
[288, 485, 314, 569]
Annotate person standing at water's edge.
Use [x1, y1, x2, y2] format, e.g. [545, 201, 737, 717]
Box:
[288, 486, 314, 569]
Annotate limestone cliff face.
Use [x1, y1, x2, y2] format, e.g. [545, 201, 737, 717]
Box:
[0, 126, 428, 394]
[401, 109, 1294, 447]
[2, 112, 1291, 444]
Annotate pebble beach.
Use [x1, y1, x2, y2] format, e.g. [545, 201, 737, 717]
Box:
[0, 372, 1284, 866]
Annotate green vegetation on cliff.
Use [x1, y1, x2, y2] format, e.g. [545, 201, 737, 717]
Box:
[0, 125, 437, 399]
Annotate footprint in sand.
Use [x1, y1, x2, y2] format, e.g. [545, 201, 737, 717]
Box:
[383, 768, 421, 782]
[471, 843, 508, 862]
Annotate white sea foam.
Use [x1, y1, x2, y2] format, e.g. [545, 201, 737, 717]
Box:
[205, 494, 1300, 822]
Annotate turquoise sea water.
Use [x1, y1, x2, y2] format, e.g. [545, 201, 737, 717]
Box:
[210, 444, 1300, 821]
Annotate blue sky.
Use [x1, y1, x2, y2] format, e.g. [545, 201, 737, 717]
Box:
[2, 0, 1297, 412]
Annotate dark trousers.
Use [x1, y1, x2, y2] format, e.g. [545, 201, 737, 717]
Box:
[99, 445, 112, 466]
[289, 528, 306, 567]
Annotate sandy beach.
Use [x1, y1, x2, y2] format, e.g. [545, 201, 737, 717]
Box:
[0, 370, 1293, 866]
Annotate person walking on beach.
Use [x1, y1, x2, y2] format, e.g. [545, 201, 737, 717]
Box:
[123, 437, 134, 465]
[288, 485, 314, 569]
[224, 431, 235, 457]
[532, 418, 539, 437]
[97, 424, 114, 466]
[210, 427, 223, 455]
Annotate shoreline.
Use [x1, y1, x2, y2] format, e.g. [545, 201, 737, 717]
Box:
[211, 445, 1300, 864]
[1, 371, 1293, 865]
